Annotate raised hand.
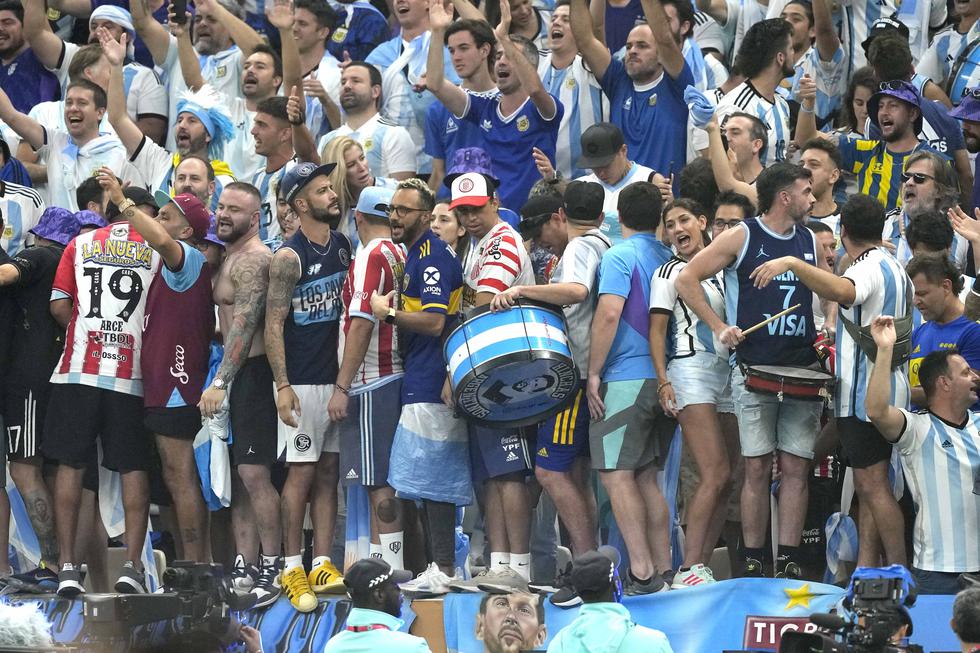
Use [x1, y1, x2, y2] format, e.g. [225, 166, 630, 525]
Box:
[531, 146, 555, 180]
[870, 315, 896, 348]
[286, 86, 305, 124]
[796, 73, 816, 105]
[429, 0, 454, 31]
[97, 27, 127, 67]
[495, 0, 512, 42]
[265, 0, 295, 30]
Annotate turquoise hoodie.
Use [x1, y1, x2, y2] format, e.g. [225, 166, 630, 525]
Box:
[546, 602, 674, 653]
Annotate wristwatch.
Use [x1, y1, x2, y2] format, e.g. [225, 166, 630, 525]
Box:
[384, 307, 397, 325]
[213, 377, 227, 390]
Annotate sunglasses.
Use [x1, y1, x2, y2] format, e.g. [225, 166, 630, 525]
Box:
[879, 80, 910, 91]
[963, 88, 980, 99]
[900, 172, 934, 184]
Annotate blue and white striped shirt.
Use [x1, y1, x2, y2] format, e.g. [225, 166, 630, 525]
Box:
[716, 81, 790, 165]
[0, 182, 45, 256]
[789, 45, 848, 125]
[538, 54, 608, 180]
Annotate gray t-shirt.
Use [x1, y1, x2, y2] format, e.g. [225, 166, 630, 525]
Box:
[551, 229, 611, 375]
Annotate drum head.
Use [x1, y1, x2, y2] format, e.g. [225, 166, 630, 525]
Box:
[454, 352, 579, 428]
[751, 365, 833, 381]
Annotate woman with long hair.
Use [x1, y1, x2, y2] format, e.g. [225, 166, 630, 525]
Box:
[320, 136, 396, 247]
[649, 199, 739, 588]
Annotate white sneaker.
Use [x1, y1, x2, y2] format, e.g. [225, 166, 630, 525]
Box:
[401, 563, 456, 595]
[671, 563, 716, 589]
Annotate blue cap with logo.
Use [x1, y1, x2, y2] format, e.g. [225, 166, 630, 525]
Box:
[279, 161, 338, 205]
[355, 186, 394, 220]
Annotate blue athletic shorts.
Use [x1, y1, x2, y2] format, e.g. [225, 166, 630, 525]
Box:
[535, 385, 590, 472]
[469, 424, 532, 482]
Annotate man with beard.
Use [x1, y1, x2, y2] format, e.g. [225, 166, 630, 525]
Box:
[800, 139, 842, 240]
[423, 18, 497, 192]
[22, 1, 166, 144]
[676, 163, 827, 579]
[197, 182, 281, 608]
[319, 62, 415, 181]
[797, 77, 941, 213]
[328, 186, 407, 571]
[100, 29, 237, 212]
[569, 0, 691, 179]
[250, 98, 298, 243]
[429, 0, 562, 212]
[715, 19, 794, 166]
[172, 156, 218, 208]
[537, 0, 607, 181]
[266, 162, 350, 612]
[370, 178, 467, 595]
[0, 0, 58, 114]
[0, 80, 142, 212]
[477, 590, 547, 653]
[323, 558, 429, 652]
[131, 0, 264, 152]
[950, 91, 980, 212]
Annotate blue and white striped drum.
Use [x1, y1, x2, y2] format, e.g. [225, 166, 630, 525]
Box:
[948, 38, 980, 104]
[444, 301, 580, 428]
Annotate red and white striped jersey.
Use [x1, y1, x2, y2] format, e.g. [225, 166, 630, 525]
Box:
[339, 237, 405, 393]
[462, 220, 535, 311]
[50, 222, 161, 396]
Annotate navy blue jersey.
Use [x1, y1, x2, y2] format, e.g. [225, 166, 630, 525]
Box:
[724, 217, 818, 366]
[281, 230, 352, 385]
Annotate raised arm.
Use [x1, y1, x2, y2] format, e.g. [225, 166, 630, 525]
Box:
[0, 87, 43, 150]
[287, 87, 320, 163]
[695, 0, 727, 25]
[100, 30, 145, 156]
[22, 0, 65, 70]
[197, 0, 264, 58]
[427, 1, 469, 117]
[794, 73, 818, 147]
[706, 118, 758, 204]
[172, 10, 205, 92]
[267, 0, 302, 96]
[132, 0, 172, 66]
[639, 0, 685, 78]
[495, 3, 556, 118]
[675, 225, 744, 347]
[452, 0, 485, 22]
[865, 316, 907, 442]
[47, 0, 94, 17]
[97, 166, 184, 268]
[265, 248, 303, 427]
[812, 0, 839, 62]
[589, 0, 606, 44]
[570, 0, 611, 80]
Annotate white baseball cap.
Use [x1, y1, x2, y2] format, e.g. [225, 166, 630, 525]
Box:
[449, 172, 495, 210]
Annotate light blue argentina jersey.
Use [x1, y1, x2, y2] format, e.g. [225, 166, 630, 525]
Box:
[538, 53, 608, 179]
[716, 81, 790, 165]
[0, 182, 44, 256]
[789, 45, 848, 126]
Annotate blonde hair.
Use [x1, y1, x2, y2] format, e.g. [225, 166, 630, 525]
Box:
[319, 136, 362, 220]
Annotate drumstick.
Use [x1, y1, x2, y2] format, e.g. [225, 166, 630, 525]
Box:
[741, 304, 802, 337]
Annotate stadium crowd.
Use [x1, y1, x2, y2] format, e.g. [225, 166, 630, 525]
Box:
[0, 0, 979, 630]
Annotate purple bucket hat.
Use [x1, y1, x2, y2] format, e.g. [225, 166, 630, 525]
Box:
[31, 207, 80, 246]
[74, 209, 107, 232]
[951, 90, 980, 122]
[204, 215, 224, 248]
[869, 80, 924, 133]
[444, 147, 500, 188]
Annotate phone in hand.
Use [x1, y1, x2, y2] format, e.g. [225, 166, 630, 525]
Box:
[171, 0, 188, 24]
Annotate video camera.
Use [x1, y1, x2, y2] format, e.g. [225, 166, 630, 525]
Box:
[779, 566, 923, 653]
[75, 561, 255, 651]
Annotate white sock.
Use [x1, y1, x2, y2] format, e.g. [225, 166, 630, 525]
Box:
[490, 552, 511, 572]
[312, 556, 330, 568]
[511, 553, 531, 580]
[260, 554, 278, 568]
[284, 554, 303, 572]
[370, 543, 383, 559]
[379, 531, 405, 570]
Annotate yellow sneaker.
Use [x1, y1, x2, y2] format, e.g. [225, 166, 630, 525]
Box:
[281, 566, 318, 612]
[308, 558, 345, 593]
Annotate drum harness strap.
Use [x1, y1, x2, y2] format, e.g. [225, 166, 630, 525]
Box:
[837, 278, 914, 369]
[945, 34, 980, 99]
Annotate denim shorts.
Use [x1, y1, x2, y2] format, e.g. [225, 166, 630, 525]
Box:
[666, 351, 734, 414]
[730, 366, 822, 459]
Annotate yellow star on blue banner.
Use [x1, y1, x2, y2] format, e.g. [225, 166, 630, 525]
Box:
[784, 583, 816, 611]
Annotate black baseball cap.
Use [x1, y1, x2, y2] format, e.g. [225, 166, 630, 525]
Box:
[343, 558, 412, 595]
[519, 194, 562, 240]
[862, 13, 909, 53]
[106, 186, 156, 220]
[570, 546, 621, 595]
[576, 123, 626, 169]
[562, 180, 604, 222]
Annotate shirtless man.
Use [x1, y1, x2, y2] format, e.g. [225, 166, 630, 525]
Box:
[198, 182, 282, 608]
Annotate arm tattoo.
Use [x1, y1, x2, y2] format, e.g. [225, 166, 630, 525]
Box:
[264, 250, 302, 387]
[217, 249, 272, 383]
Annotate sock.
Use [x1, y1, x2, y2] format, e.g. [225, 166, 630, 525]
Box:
[743, 547, 766, 562]
[379, 531, 405, 570]
[776, 545, 800, 566]
[261, 554, 278, 569]
[629, 569, 651, 584]
[679, 567, 691, 572]
[510, 553, 531, 580]
[312, 556, 330, 569]
[490, 552, 510, 572]
[370, 543, 383, 559]
[284, 554, 303, 572]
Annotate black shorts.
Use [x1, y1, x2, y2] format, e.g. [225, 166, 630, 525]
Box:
[837, 416, 893, 469]
[3, 384, 49, 461]
[42, 384, 150, 473]
[229, 356, 278, 466]
[145, 405, 202, 440]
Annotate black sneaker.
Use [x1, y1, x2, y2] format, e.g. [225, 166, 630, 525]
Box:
[548, 563, 581, 608]
[624, 571, 668, 595]
[114, 561, 148, 593]
[742, 557, 764, 578]
[251, 560, 282, 609]
[5, 565, 59, 593]
[57, 564, 85, 598]
[776, 561, 802, 580]
[660, 569, 676, 586]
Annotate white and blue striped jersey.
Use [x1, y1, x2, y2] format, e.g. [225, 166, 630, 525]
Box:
[650, 255, 728, 360]
[835, 247, 912, 420]
[576, 161, 654, 245]
[840, 0, 898, 72]
[716, 81, 790, 165]
[251, 158, 297, 242]
[788, 45, 848, 125]
[896, 407, 980, 572]
[724, 0, 768, 60]
[538, 53, 608, 180]
[897, 0, 949, 62]
[684, 37, 728, 92]
[319, 113, 417, 179]
[940, 21, 980, 102]
[222, 97, 258, 181]
[693, 10, 729, 58]
[0, 181, 44, 256]
[917, 23, 973, 87]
